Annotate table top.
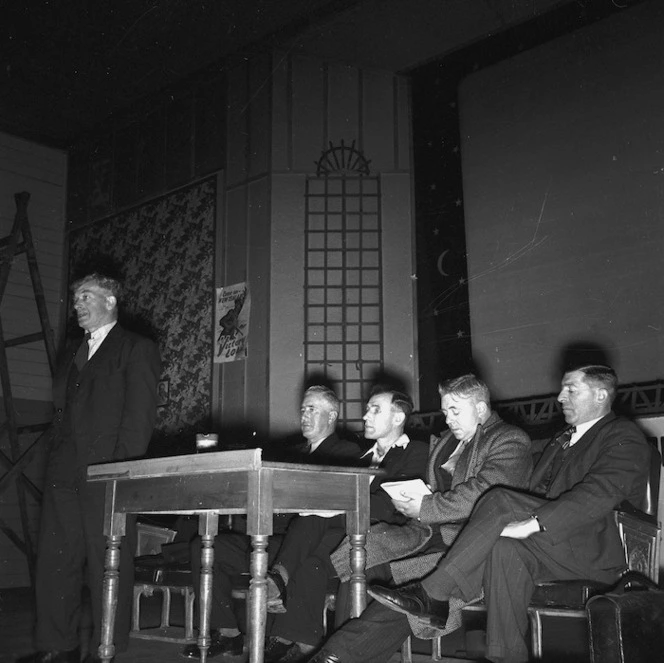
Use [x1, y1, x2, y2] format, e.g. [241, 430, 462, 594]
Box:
[87, 448, 380, 482]
[87, 448, 381, 521]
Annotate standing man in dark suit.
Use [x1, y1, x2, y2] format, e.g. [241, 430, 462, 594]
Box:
[262, 390, 429, 663]
[19, 272, 160, 663]
[334, 365, 652, 663]
[181, 385, 361, 661]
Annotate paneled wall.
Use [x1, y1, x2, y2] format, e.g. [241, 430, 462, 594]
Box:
[0, 131, 67, 587]
[0, 132, 67, 400]
[220, 52, 417, 436]
[65, 70, 227, 443]
[67, 70, 225, 231]
[63, 50, 418, 443]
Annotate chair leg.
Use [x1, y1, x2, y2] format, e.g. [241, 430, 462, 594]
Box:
[400, 635, 413, 663]
[528, 608, 543, 660]
[132, 585, 143, 632]
[431, 635, 443, 660]
[322, 592, 336, 637]
[160, 586, 172, 628]
[184, 586, 196, 641]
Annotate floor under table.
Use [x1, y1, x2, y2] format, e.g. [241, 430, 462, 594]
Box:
[0, 587, 473, 663]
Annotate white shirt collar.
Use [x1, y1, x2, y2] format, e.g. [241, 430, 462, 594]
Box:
[88, 320, 116, 341]
[87, 320, 117, 359]
[361, 433, 410, 465]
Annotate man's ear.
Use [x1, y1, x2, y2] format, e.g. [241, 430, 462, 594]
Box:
[329, 410, 339, 424]
[393, 410, 406, 428]
[106, 295, 117, 310]
[476, 400, 489, 418]
[596, 388, 609, 404]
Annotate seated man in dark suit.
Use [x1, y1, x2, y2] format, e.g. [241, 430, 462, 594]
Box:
[309, 365, 651, 663]
[262, 389, 429, 662]
[181, 385, 360, 660]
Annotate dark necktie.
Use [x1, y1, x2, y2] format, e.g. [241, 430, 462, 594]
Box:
[545, 426, 576, 490]
[436, 437, 463, 493]
[74, 333, 91, 370]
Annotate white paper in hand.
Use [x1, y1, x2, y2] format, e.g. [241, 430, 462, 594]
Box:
[381, 479, 432, 500]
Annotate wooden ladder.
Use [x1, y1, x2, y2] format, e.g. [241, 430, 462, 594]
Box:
[0, 192, 57, 585]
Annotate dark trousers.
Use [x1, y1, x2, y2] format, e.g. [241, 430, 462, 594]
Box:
[324, 599, 412, 663]
[422, 488, 617, 663]
[34, 481, 135, 653]
[270, 515, 346, 647]
[333, 563, 392, 630]
[324, 488, 618, 663]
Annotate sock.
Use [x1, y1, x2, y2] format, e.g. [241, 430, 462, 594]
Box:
[272, 562, 289, 585]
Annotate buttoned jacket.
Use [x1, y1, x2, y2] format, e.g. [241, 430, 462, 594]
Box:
[531, 412, 650, 575]
[47, 324, 160, 485]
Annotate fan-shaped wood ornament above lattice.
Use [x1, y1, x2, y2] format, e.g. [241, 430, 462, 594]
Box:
[315, 139, 371, 176]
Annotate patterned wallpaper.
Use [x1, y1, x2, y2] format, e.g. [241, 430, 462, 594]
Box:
[68, 177, 216, 453]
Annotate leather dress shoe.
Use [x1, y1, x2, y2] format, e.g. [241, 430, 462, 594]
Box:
[16, 648, 81, 663]
[305, 651, 342, 663]
[368, 582, 449, 628]
[180, 632, 244, 659]
[264, 637, 294, 663]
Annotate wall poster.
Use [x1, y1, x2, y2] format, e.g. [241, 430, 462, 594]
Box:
[215, 282, 250, 363]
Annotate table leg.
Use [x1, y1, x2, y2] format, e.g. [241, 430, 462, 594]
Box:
[98, 534, 122, 662]
[349, 532, 368, 618]
[248, 534, 269, 663]
[197, 513, 219, 663]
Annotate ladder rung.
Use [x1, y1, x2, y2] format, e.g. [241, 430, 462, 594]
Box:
[5, 332, 45, 347]
[16, 422, 50, 434]
[0, 238, 27, 255]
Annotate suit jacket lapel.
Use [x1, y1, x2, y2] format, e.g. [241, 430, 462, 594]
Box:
[381, 445, 405, 472]
[309, 432, 339, 457]
[531, 413, 616, 491]
[85, 324, 123, 368]
[556, 412, 615, 470]
[427, 432, 456, 491]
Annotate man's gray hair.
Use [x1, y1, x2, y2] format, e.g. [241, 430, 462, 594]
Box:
[304, 385, 340, 414]
[71, 272, 123, 304]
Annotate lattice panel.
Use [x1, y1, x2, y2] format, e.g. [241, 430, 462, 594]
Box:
[304, 175, 383, 432]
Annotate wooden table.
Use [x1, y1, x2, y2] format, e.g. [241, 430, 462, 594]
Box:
[87, 448, 378, 663]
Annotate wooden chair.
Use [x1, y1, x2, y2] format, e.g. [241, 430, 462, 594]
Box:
[403, 443, 661, 663]
[131, 554, 196, 643]
[527, 443, 661, 662]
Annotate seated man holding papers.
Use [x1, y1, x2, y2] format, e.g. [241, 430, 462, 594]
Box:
[318, 374, 533, 662]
